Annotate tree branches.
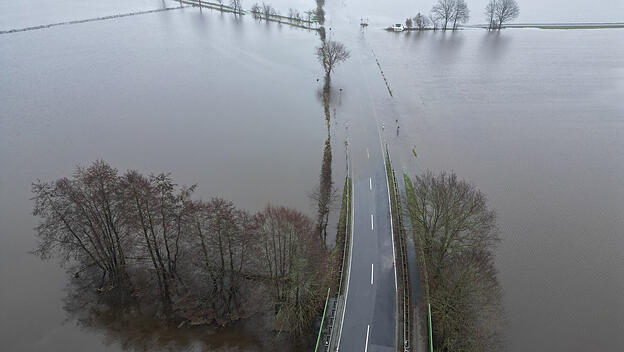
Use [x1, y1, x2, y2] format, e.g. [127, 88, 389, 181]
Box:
[485, 0, 520, 30]
[430, 0, 470, 30]
[31, 161, 329, 334]
[257, 205, 329, 336]
[316, 40, 350, 83]
[405, 170, 504, 352]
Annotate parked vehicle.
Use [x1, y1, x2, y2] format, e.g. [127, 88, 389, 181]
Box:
[392, 23, 405, 31]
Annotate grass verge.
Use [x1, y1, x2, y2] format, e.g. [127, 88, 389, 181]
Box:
[335, 176, 352, 294]
[385, 151, 411, 352]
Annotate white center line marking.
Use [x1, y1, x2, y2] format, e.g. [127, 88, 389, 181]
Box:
[366, 148, 369, 159]
[369, 177, 372, 190]
[370, 214, 374, 230]
[365, 325, 370, 352]
[371, 264, 374, 285]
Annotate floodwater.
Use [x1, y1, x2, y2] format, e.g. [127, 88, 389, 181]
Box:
[363, 27, 624, 352]
[325, 1, 624, 349]
[1, 2, 327, 351]
[1, 0, 623, 352]
[318, 1, 623, 350]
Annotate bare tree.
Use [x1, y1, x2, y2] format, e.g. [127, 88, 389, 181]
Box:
[32, 161, 133, 298]
[494, 0, 519, 29]
[430, 248, 504, 352]
[406, 171, 498, 270]
[316, 40, 350, 85]
[484, 0, 497, 30]
[429, 13, 440, 30]
[451, 0, 470, 30]
[120, 171, 195, 310]
[304, 9, 315, 22]
[404, 170, 504, 352]
[188, 198, 256, 324]
[230, 0, 242, 14]
[261, 2, 275, 20]
[414, 12, 430, 30]
[431, 0, 456, 30]
[251, 3, 260, 18]
[257, 205, 329, 336]
[216, 0, 224, 10]
[405, 17, 413, 29]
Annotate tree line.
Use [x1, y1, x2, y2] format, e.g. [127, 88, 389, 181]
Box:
[405, 171, 504, 351]
[248, 1, 323, 25]
[405, 0, 519, 30]
[31, 161, 332, 337]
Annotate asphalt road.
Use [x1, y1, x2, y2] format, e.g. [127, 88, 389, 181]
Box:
[336, 34, 398, 352]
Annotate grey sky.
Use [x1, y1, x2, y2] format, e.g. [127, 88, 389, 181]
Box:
[349, 0, 624, 25]
[459, 0, 624, 23]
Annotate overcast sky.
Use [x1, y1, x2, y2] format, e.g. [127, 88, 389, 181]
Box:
[461, 0, 624, 23]
[359, 0, 624, 25]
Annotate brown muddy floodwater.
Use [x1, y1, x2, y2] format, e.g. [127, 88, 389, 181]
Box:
[1, 0, 624, 351]
[351, 23, 624, 352]
[1, 1, 329, 351]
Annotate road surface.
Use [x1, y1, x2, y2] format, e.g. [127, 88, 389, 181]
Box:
[335, 33, 399, 352]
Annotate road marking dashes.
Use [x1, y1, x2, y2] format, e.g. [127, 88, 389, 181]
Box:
[371, 264, 374, 285]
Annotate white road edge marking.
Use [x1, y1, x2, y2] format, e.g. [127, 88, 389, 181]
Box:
[366, 148, 369, 159]
[364, 325, 370, 352]
[371, 264, 374, 285]
[370, 214, 374, 230]
[380, 125, 399, 294]
[369, 177, 372, 190]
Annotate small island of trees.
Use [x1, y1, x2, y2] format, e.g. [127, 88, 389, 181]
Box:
[405, 171, 505, 351]
[401, 0, 520, 31]
[31, 161, 333, 341]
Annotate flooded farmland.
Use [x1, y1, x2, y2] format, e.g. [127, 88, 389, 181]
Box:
[1, 0, 623, 351]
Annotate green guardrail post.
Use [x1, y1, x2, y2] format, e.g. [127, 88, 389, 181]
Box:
[428, 303, 434, 352]
[315, 287, 331, 352]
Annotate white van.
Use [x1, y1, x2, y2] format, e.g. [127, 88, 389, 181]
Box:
[392, 23, 405, 31]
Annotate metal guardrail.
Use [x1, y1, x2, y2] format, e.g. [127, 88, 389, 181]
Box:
[321, 147, 411, 352]
[315, 288, 331, 352]
[318, 148, 352, 352]
[386, 149, 412, 352]
[393, 168, 411, 352]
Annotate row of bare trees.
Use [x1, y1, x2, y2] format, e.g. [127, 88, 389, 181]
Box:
[405, 0, 519, 31]
[191, 0, 243, 14]
[405, 171, 504, 352]
[431, 0, 470, 30]
[32, 161, 331, 336]
[250, 2, 276, 20]
[249, 1, 321, 25]
[404, 0, 470, 30]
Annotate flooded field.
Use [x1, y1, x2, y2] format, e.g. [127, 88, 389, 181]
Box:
[1, 4, 327, 351]
[364, 27, 624, 352]
[1, 0, 623, 351]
